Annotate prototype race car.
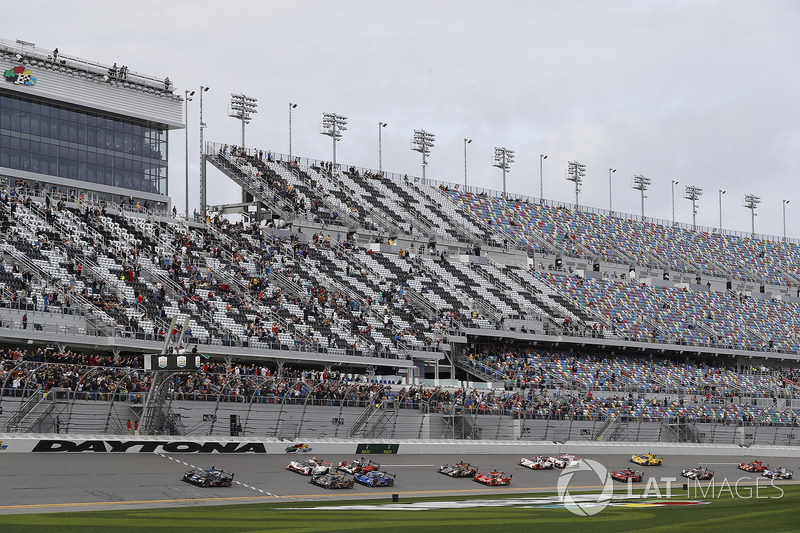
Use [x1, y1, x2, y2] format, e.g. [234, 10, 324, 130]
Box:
[438, 461, 478, 477]
[519, 456, 554, 470]
[182, 466, 234, 487]
[549, 454, 582, 468]
[337, 457, 380, 475]
[681, 466, 714, 480]
[763, 467, 793, 480]
[631, 453, 663, 466]
[354, 470, 396, 487]
[473, 470, 512, 486]
[309, 472, 355, 489]
[286, 457, 332, 476]
[738, 460, 769, 473]
[611, 469, 644, 482]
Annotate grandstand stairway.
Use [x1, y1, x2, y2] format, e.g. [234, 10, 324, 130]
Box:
[441, 405, 481, 440]
[4, 387, 70, 433]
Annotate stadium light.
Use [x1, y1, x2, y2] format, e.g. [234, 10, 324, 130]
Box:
[184, 89, 195, 218]
[743, 193, 761, 236]
[492, 147, 515, 196]
[228, 93, 258, 151]
[718, 189, 726, 231]
[783, 199, 790, 242]
[464, 138, 472, 189]
[289, 103, 298, 161]
[609, 168, 617, 213]
[378, 122, 388, 173]
[411, 129, 435, 183]
[539, 154, 548, 200]
[320, 112, 348, 170]
[684, 185, 703, 230]
[632, 174, 651, 218]
[566, 160, 586, 207]
[671, 180, 679, 226]
[199, 85, 209, 217]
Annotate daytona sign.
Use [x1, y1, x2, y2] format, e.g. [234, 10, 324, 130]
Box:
[32, 440, 268, 453]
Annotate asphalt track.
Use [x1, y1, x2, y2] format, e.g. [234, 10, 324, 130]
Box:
[2, 452, 800, 514]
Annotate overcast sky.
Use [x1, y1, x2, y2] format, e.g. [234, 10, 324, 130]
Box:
[7, 0, 800, 238]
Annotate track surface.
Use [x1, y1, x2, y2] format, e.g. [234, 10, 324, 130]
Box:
[2, 452, 799, 514]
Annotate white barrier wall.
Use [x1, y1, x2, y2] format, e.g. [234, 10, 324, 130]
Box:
[2, 434, 800, 458]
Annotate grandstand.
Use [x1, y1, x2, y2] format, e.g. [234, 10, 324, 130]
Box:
[2, 40, 800, 444]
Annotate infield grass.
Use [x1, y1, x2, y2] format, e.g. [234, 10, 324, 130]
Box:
[1, 484, 798, 532]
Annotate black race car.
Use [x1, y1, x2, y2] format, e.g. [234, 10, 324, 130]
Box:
[182, 467, 235, 487]
[438, 461, 478, 478]
[309, 472, 355, 489]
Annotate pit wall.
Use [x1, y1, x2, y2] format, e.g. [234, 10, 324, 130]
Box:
[1, 434, 800, 458]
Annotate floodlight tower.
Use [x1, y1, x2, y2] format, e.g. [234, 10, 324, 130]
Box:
[228, 93, 258, 151]
[411, 129, 435, 183]
[566, 160, 586, 207]
[493, 147, 515, 196]
[378, 121, 387, 173]
[608, 168, 616, 212]
[198, 85, 209, 217]
[743, 193, 761, 236]
[783, 199, 790, 242]
[718, 189, 726, 230]
[320, 112, 348, 169]
[671, 180, 679, 225]
[632, 174, 651, 218]
[288, 103, 297, 161]
[539, 154, 547, 199]
[684, 185, 703, 230]
[184, 89, 194, 218]
[464, 138, 472, 188]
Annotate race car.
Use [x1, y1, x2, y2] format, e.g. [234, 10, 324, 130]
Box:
[473, 470, 512, 486]
[354, 470, 396, 487]
[181, 466, 234, 487]
[549, 454, 582, 468]
[519, 456, 554, 470]
[286, 457, 332, 476]
[763, 467, 793, 480]
[309, 472, 355, 489]
[438, 461, 478, 477]
[738, 460, 769, 473]
[611, 469, 644, 483]
[630, 453, 663, 466]
[681, 466, 714, 480]
[337, 457, 380, 475]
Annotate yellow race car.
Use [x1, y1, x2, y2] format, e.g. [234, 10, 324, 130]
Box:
[630, 453, 663, 466]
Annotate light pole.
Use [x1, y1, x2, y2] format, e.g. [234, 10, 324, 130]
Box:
[492, 147, 515, 196]
[539, 154, 547, 200]
[184, 89, 194, 218]
[463, 138, 472, 189]
[608, 168, 616, 212]
[743, 193, 761, 236]
[199, 85, 209, 217]
[289, 103, 297, 161]
[718, 189, 726, 231]
[632, 174, 651, 218]
[411, 129, 435, 183]
[684, 185, 703, 230]
[671, 180, 679, 225]
[228, 93, 257, 151]
[783, 199, 790, 242]
[320, 112, 348, 170]
[566, 160, 586, 207]
[378, 122, 387, 173]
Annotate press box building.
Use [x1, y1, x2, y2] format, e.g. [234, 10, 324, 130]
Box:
[0, 38, 183, 211]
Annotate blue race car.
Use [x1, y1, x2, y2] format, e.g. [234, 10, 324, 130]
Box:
[354, 470, 396, 487]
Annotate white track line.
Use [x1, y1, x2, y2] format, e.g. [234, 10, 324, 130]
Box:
[158, 453, 279, 497]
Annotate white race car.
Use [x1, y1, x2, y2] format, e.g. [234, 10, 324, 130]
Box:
[763, 467, 793, 480]
[519, 456, 554, 470]
[549, 454, 582, 468]
[286, 457, 332, 476]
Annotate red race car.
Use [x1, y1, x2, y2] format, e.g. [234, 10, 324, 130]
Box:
[611, 469, 643, 482]
[738, 460, 769, 473]
[473, 470, 512, 486]
[337, 457, 380, 475]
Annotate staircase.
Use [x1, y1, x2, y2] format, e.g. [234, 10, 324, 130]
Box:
[4, 387, 70, 432]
